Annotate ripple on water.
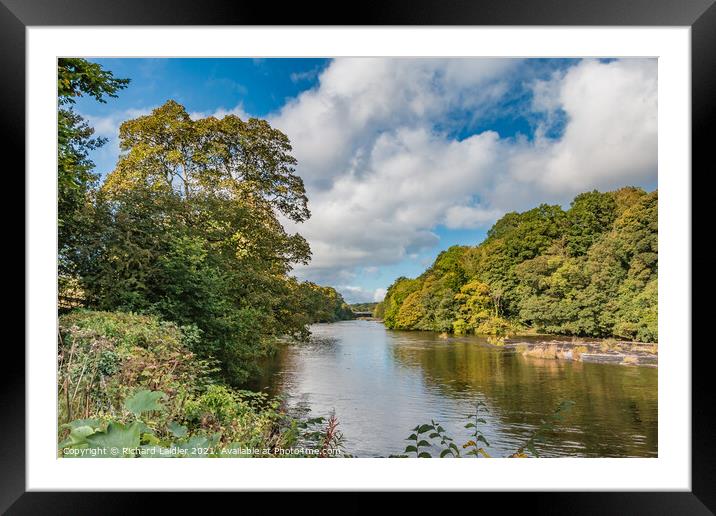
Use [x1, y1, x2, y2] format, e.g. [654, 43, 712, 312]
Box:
[255, 321, 657, 458]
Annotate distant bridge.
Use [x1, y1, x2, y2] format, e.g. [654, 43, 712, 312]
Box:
[352, 311, 373, 318]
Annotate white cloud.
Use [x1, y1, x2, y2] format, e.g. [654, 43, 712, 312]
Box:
[272, 58, 656, 288]
[372, 288, 387, 302]
[84, 59, 657, 295]
[336, 285, 387, 304]
[188, 103, 249, 121]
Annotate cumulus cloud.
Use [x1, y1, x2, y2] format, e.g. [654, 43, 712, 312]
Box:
[271, 58, 656, 287]
[83, 58, 657, 295]
[336, 285, 387, 304]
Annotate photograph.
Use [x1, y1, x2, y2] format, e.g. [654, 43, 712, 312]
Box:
[56, 56, 659, 460]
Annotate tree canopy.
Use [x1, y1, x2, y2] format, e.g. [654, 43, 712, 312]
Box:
[381, 188, 657, 342]
[59, 71, 353, 382]
[58, 58, 130, 284]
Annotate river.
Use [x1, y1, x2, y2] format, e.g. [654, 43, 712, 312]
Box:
[248, 320, 657, 458]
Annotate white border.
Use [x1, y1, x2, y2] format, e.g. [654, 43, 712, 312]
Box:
[27, 27, 691, 491]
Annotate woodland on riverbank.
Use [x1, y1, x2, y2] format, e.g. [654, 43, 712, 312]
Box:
[377, 187, 657, 343]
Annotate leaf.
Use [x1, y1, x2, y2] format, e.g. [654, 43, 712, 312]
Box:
[61, 418, 100, 431]
[404, 445, 418, 453]
[168, 421, 188, 438]
[417, 424, 434, 434]
[85, 421, 142, 457]
[406, 433, 418, 441]
[141, 432, 161, 445]
[463, 440, 476, 448]
[417, 452, 432, 458]
[60, 425, 97, 449]
[465, 423, 476, 428]
[124, 390, 165, 416]
[416, 440, 431, 448]
[429, 433, 440, 439]
[440, 449, 453, 458]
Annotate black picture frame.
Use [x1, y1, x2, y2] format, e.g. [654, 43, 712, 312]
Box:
[5, 0, 711, 512]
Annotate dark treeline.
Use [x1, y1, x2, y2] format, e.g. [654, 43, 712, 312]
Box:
[350, 302, 379, 313]
[379, 188, 657, 343]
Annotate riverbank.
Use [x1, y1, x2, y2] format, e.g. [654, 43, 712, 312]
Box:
[502, 338, 658, 367]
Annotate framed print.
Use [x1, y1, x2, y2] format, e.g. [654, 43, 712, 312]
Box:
[7, 0, 713, 511]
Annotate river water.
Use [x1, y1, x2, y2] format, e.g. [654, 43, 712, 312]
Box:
[249, 320, 657, 458]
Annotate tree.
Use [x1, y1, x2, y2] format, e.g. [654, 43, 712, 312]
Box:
[377, 187, 658, 342]
[565, 190, 617, 256]
[58, 59, 129, 279]
[76, 101, 317, 383]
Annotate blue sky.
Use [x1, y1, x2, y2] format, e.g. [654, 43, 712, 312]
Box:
[76, 57, 657, 303]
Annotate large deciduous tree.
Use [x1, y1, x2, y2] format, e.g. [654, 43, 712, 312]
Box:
[76, 100, 320, 382]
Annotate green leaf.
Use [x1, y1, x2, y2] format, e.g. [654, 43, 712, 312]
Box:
[417, 452, 432, 458]
[417, 424, 434, 434]
[404, 445, 418, 453]
[440, 449, 453, 458]
[429, 433, 440, 439]
[465, 423, 475, 428]
[168, 421, 188, 438]
[124, 390, 165, 416]
[406, 433, 418, 440]
[61, 418, 100, 431]
[416, 440, 431, 448]
[85, 421, 142, 457]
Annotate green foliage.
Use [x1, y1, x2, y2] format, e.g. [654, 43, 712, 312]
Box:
[380, 187, 657, 342]
[398, 400, 574, 459]
[296, 282, 355, 323]
[350, 302, 378, 313]
[58, 310, 215, 425]
[58, 59, 129, 297]
[68, 100, 353, 383]
[124, 390, 165, 416]
[58, 315, 347, 458]
[462, 401, 491, 457]
[403, 423, 435, 458]
[372, 301, 385, 319]
[565, 190, 617, 256]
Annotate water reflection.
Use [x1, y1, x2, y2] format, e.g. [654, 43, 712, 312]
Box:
[247, 320, 657, 458]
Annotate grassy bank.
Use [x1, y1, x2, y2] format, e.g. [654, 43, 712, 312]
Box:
[58, 310, 346, 458]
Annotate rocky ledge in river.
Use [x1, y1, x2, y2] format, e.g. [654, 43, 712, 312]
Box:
[501, 338, 658, 367]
